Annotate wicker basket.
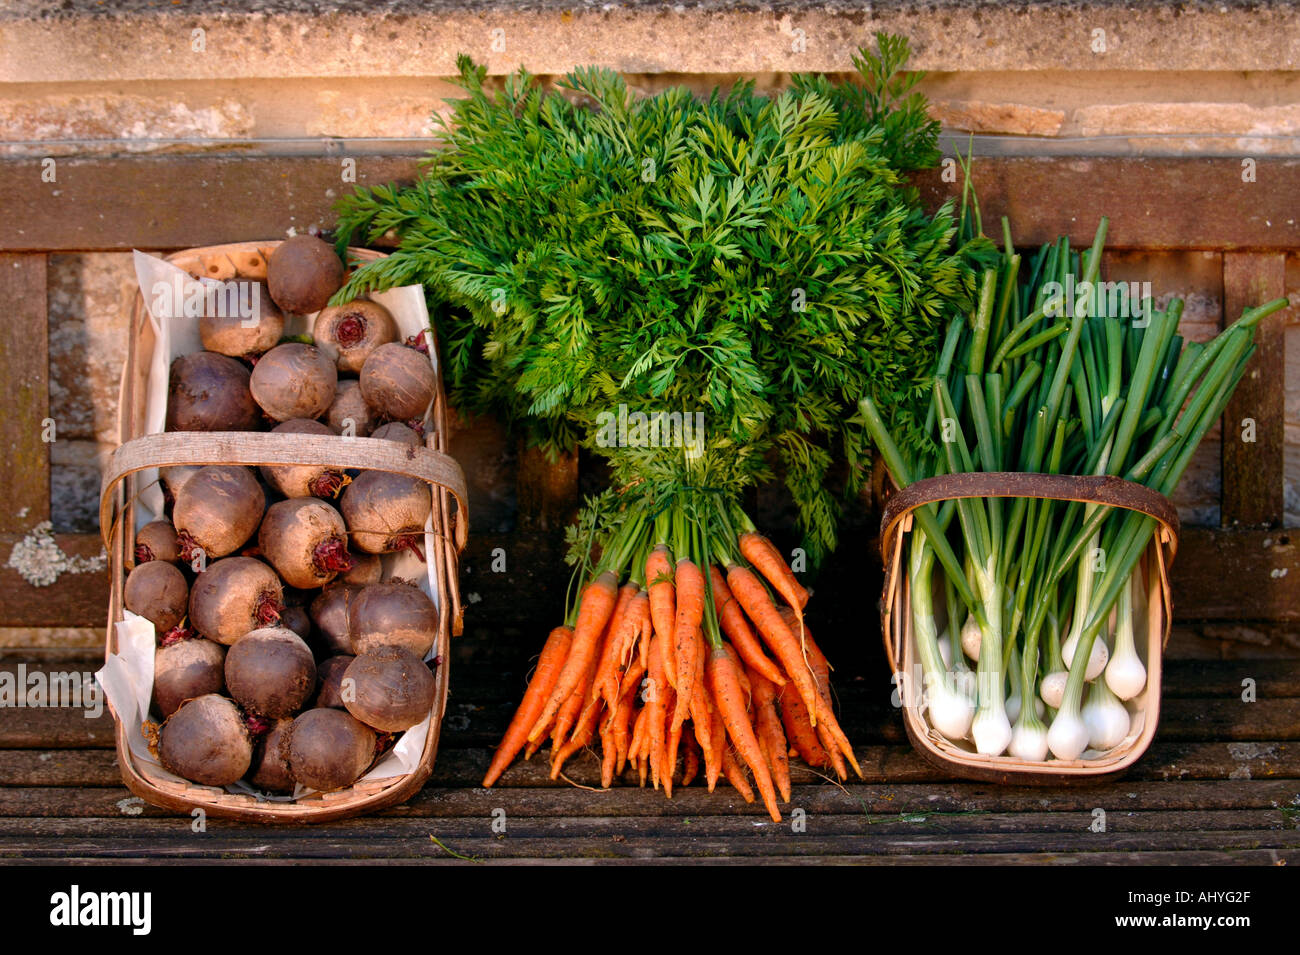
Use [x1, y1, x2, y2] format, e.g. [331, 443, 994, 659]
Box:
[879, 472, 1178, 783]
[98, 241, 468, 822]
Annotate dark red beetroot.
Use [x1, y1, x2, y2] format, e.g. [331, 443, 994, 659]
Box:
[308, 583, 360, 655]
[248, 717, 295, 793]
[284, 708, 375, 792]
[133, 519, 181, 567]
[224, 627, 317, 719]
[153, 637, 226, 718]
[199, 282, 285, 358]
[343, 646, 436, 732]
[280, 605, 312, 641]
[340, 552, 383, 586]
[250, 343, 337, 422]
[314, 655, 355, 709]
[124, 560, 189, 633]
[325, 380, 380, 437]
[260, 419, 349, 498]
[359, 342, 436, 422]
[158, 694, 252, 786]
[258, 498, 354, 589]
[340, 470, 431, 559]
[314, 300, 398, 374]
[348, 579, 437, 657]
[266, 235, 344, 315]
[166, 351, 261, 432]
[369, 421, 421, 446]
[188, 556, 284, 645]
[173, 466, 265, 563]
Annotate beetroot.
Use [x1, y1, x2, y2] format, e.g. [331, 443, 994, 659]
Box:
[166, 351, 262, 433]
[340, 552, 383, 586]
[258, 498, 354, 589]
[340, 470, 431, 559]
[343, 646, 436, 732]
[370, 421, 421, 446]
[133, 519, 181, 566]
[158, 694, 252, 786]
[359, 343, 436, 422]
[248, 717, 295, 793]
[153, 637, 226, 718]
[314, 300, 398, 374]
[285, 708, 375, 792]
[224, 627, 317, 719]
[308, 583, 360, 655]
[173, 465, 265, 563]
[280, 605, 312, 641]
[348, 580, 438, 657]
[260, 419, 349, 498]
[314, 655, 355, 709]
[188, 556, 284, 645]
[249, 343, 337, 422]
[124, 560, 189, 633]
[199, 282, 284, 358]
[325, 380, 380, 437]
[267, 235, 344, 315]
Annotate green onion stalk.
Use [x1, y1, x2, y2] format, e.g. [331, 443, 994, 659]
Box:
[859, 215, 1288, 762]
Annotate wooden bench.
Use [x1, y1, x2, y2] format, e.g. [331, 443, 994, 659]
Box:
[1, 154, 1297, 862]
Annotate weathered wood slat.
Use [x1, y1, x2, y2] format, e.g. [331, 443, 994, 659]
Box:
[1172, 527, 1299, 620]
[514, 443, 579, 533]
[1221, 252, 1288, 527]
[0, 531, 108, 627]
[3, 826, 1298, 861]
[0, 156, 424, 253]
[0, 254, 49, 532]
[4, 849, 1292, 866]
[912, 158, 1300, 251]
[3, 157, 1300, 253]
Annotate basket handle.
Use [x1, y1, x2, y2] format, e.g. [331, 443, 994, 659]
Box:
[878, 472, 1180, 670]
[99, 431, 469, 554]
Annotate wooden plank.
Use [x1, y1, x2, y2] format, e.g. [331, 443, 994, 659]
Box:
[1173, 527, 1300, 620]
[0, 254, 49, 532]
[1, 825, 1297, 862]
[0, 531, 108, 627]
[1221, 253, 1289, 527]
[0, 155, 423, 252]
[1, 156, 1298, 254]
[912, 157, 1300, 251]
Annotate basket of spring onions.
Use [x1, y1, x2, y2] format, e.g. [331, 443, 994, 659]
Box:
[858, 217, 1290, 780]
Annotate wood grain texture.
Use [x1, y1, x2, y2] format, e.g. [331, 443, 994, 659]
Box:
[1222, 253, 1288, 527]
[0, 254, 49, 532]
[0, 155, 424, 252]
[912, 157, 1300, 251]
[514, 441, 579, 533]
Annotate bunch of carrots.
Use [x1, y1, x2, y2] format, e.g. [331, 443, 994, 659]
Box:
[482, 494, 861, 823]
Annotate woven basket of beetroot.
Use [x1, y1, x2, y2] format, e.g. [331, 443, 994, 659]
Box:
[96, 237, 468, 823]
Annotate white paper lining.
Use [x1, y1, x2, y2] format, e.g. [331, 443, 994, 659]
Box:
[96, 249, 443, 797]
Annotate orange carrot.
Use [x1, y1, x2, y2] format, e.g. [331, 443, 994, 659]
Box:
[720, 747, 754, 803]
[600, 719, 617, 788]
[617, 589, 651, 671]
[722, 642, 752, 704]
[645, 546, 677, 687]
[672, 558, 704, 732]
[739, 531, 808, 610]
[748, 663, 791, 803]
[778, 681, 829, 768]
[690, 681, 718, 792]
[629, 703, 649, 763]
[551, 692, 603, 779]
[777, 609, 861, 779]
[710, 565, 786, 687]
[528, 571, 619, 742]
[727, 564, 820, 724]
[708, 645, 781, 822]
[707, 699, 726, 793]
[482, 625, 572, 787]
[681, 731, 700, 786]
[646, 632, 667, 791]
[594, 583, 637, 714]
[550, 654, 595, 752]
[611, 681, 640, 776]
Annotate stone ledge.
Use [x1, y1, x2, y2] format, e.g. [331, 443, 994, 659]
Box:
[1, 0, 1297, 84]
